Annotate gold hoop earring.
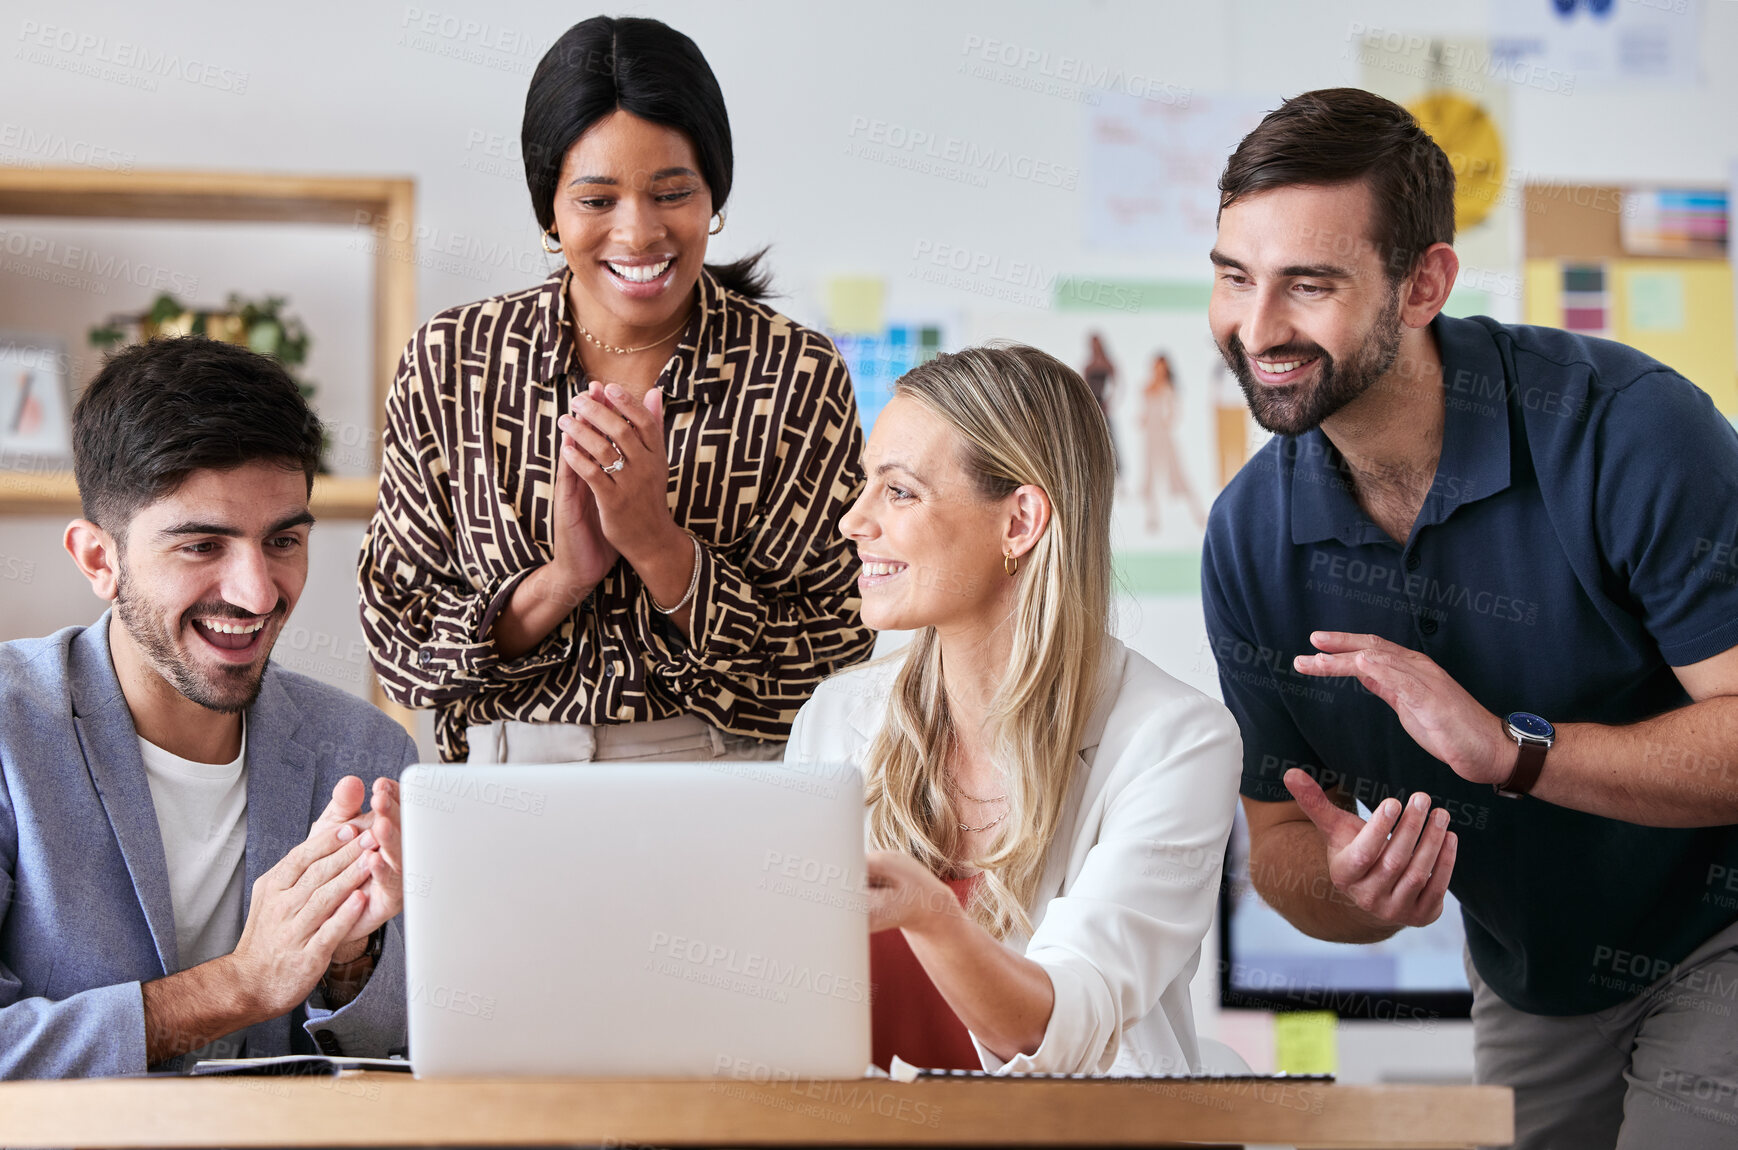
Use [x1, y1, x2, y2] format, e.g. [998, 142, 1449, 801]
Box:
[542, 228, 561, 255]
[1004, 550, 1019, 577]
[708, 210, 726, 236]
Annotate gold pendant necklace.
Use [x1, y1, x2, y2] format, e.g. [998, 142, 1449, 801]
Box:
[575, 311, 691, 355]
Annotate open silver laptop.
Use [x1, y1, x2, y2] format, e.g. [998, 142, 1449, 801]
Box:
[400, 760, 870, 1078]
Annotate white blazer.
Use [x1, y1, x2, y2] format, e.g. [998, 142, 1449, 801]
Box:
[785, 637, 1242, 1076]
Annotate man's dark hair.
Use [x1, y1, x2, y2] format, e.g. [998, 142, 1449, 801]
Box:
[72, 337, 323, 534]
[1218, 87, 1455, 282]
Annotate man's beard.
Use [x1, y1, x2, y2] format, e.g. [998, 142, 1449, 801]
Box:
[1219, 289, 1404, 437]
[114, 560, 283, 715]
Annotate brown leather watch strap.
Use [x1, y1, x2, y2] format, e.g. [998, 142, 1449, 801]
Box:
[1497, 739, 1548, 797]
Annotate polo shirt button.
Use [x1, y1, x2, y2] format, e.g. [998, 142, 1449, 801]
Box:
[313, 1029, 342, 1056]
[418, 649, 432, 667]
[1406, 553, 1421, 571]
[1420, 618, 1439, 635]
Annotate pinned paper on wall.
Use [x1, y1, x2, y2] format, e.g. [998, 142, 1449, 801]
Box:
[1621, 189, 1728, 259]
[956, 304, 1227, 558]
[1613, 261, 1736, 415]
[1561, 264, 1611, 336]
[1273, 1011, 1338, 1076]
[830, 322, 945, 432]
[1524, 180, 1737, 416]
[823, 276, 886, 336]
[1626, 271, 1687, 333]
[1526, 257, 1737, 416]
[1492, 0, 1703, 89]
[1084, 92, 1277, 255]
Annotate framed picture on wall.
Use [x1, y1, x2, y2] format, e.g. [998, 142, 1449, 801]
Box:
[0, 334, 73, 472]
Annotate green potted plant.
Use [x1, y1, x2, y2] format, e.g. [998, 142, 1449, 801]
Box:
[91, 292, 325, 468]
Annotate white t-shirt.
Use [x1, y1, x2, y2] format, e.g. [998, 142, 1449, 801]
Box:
[138, 728, 249, 972]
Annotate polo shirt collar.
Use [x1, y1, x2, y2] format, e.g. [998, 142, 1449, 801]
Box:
[531, 265, 732, 405]
[1289, 313, 1513, 547]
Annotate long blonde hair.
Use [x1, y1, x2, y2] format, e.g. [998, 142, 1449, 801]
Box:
[864, 344, 1116, 938]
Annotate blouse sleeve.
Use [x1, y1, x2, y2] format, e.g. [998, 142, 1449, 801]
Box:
[357, 326, 575, 709]
[637, 337, 875, 734]
[978, 693, 1243, 1075]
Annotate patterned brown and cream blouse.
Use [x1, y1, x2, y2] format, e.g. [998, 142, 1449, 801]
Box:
[359, 268, 874, 761]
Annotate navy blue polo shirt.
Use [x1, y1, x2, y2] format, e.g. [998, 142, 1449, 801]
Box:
[1203, 313, 1738, 1016]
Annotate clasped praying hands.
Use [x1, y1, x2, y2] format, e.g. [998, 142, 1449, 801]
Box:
[558, 380, 686, 570]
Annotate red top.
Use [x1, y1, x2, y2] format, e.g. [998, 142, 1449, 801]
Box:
[869, 875, 984, 1072]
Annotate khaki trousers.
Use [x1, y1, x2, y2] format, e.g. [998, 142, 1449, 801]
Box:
[465, 713, 784, 764]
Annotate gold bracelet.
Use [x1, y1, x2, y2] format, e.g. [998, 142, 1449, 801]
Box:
[651, 532, 704, 615]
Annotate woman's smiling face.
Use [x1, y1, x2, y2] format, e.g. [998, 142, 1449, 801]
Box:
[550, 109, 714, 342]
[839, 396, 1014, 635]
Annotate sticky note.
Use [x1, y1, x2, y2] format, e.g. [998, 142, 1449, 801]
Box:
[1273, 1010, 1338, 1075]
[824, 277, 885, 336]
[1614, 260, 1736, 414]
[1626, 271, 1687, 333]
[1214, 1010, 1275, 1074]
[1563, 265, 1606, 293]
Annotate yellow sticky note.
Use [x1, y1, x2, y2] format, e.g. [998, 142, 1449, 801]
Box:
[1273, 1011, 1338, 1075]
[1613, 260, 1738, 416]
[824, 277, 885, 336]
[1523, 258, 1562, 328]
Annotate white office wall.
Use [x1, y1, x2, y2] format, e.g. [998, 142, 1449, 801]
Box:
[7, 0, 1736, 691]
[3, 0, 1735, 1079]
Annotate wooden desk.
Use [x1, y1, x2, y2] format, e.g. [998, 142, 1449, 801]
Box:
[0, 1074, 1510, 1148]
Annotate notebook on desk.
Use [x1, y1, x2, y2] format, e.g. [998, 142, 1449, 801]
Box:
[189, 1055, 412, 1076]
[399, 760, 871, 1079]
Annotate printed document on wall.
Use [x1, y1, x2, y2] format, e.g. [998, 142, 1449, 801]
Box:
[1084, 93, 1275, 256]
[1492, 0, 1701, 89]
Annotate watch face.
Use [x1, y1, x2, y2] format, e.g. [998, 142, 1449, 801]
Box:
[1508, 711, 1555, 740]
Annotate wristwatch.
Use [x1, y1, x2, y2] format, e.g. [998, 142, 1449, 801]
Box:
[1495, 712, 1554, 798]
[320, 925, 385, 997]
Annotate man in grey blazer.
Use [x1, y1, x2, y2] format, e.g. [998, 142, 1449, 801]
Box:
[0, 336, 416, 1078]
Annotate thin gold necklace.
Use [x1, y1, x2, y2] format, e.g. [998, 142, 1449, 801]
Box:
[575, 311, 691, 355]
[946, 777, 1009, 833]
[949, 779, 1007, 804]
[958, 807, 1010, 834]
[945, 728, 1009, 833]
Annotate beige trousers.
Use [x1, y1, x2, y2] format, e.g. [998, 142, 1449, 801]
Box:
[465, 713, 783, 764]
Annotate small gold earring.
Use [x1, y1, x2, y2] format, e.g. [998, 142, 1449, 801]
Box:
[708, 210, 726, 236]
[1004, 551, 1018, 577]
[542, 228, 561, 254]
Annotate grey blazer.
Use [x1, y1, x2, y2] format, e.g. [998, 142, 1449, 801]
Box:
[0, 614, 417, 1078]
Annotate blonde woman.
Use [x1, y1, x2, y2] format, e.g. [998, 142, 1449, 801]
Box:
[786, 344, 1241, 1076]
